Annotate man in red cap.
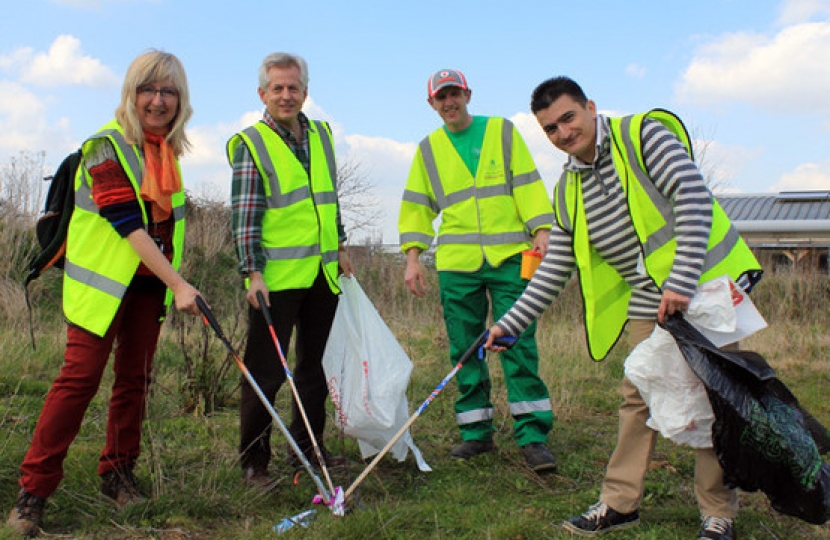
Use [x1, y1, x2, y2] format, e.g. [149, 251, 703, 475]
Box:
[398, 69, 558, 473]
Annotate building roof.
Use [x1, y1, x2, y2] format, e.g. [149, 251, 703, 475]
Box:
[715, 191, 830, 248]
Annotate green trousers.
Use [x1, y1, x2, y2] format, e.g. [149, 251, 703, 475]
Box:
[438, 255, 553, 447]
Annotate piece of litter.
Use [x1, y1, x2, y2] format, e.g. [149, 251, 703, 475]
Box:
[273, 509, 316, 534]
[313, 485, 345, 516]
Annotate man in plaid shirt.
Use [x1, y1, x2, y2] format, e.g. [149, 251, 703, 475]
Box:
[229, 52, 352, 489]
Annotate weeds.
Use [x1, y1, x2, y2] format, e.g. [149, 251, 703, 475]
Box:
[0, 200, 829, 538]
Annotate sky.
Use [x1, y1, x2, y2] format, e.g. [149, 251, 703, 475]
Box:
[1, 0, 829, 244]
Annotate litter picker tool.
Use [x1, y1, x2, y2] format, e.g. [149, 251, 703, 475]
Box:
[342, 330, 517, 502]
[195, 296, 343, 514]
[256, 291, 337, 499]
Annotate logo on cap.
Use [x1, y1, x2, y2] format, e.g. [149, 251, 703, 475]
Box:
[428, 69, 468, 98]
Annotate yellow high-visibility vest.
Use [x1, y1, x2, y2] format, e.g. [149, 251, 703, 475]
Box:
[399, 117, 553, 271]
[227, 120, 340, 293]
[64, 120, 186, 337]
[555, 109, 762, 360]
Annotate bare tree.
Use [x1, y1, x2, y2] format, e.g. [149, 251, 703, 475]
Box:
[336, 155, 382, 243]
[690, 126, 731, 192]
[1, 150, 47, 222]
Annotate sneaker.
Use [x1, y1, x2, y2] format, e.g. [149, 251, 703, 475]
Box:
[243, 466, 275, 490]
[450, 439, 494, 460]
[100, 467, 144, 508]
[6, 489, 45, 537]
[698, 516, 735, 540]
[561, 501, 640, 536]
[521, 443, 557, 473]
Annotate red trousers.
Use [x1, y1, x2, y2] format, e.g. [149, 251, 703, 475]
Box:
[19, 283, 165, 499]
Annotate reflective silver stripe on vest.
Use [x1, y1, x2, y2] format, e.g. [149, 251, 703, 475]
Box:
[312, 121, 338, 186]
[243, 126, 337, 209]
[456, 407, 494, 425]
[402, 189, 440, 214]
[64, 259, 128, 299]
[616, 115, 740, 274]
[701, 225, 742, 273]
[76, 177, 97, 213]
[419, 138, 450, 209]
[617, 115, 676, 259]
[513, 169, 542, 188]
[438, 231, 527, 246]
[555, 171, 572, 232]
[501, 119, 513, 188]
[173, 204, 185, 222]
[477, 184, 511, 198]
[77, 130, 141, 214]
[420, 123, 515, 210]
[526, 214, 554, 233]
[313, 191, 338, 205]
[262, 245, 339, 265]
[321, 249, 339, 265]
[241, 126, 285, 208]
[509, 398, 553, 416]
[264, 244, 320, 260]
[243, 123, 337, 210]
[400, 231, 433, 246]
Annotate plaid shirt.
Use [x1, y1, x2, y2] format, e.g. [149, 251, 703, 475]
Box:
[231, 111, 345, 276]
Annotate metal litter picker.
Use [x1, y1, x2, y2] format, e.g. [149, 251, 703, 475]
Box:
[195, 296, 344, 516]
[342, 330, 516, 504]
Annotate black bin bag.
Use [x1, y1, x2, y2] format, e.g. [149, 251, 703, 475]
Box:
[662, 314, 830, 524]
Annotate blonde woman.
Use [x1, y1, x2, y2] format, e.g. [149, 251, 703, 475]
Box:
[7, 50, 202, 537]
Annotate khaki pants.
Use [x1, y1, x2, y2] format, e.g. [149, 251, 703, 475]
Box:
[599, 319, 738, 518]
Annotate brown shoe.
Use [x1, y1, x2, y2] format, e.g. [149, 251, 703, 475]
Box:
[243, 466, 275, 490]
[450, 439, 494, 460]
[100, 467, 144, 508]
[6, 488, 45, 537]
[521, 443, 557, 473]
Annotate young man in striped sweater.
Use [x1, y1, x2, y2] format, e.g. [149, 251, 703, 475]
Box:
[485, 76, 761, 540]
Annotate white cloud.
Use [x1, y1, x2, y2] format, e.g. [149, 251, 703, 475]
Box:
[0, 81, 76, 159]
[19, 35, 119, 88]
[778, 0, 830, 25]
[339, 134, 416, 243]
[625, 63, 647, 79]
[0, 47, 35, 73]
[675, 22, 830, 114]
[180, 111, 262, 202]
[771, 161, 830, 191]
[693, 137, 762, 191]
[301, 97, 327, 121]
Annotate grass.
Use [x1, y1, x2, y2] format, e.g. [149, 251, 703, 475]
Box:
[1, 200, 830, 538]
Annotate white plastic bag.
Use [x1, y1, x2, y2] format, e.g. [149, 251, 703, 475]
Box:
[624, 325, 714, 448]
[687, 276, 767, 347]
[322, 276, 431, 471]
[625, 276, 767, 448]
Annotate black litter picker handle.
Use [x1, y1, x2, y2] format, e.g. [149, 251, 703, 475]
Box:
[255, 291, 274, 327]
[195, 296, 227, 343]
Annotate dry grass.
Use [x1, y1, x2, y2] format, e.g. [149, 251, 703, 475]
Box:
[2, 198, 830, 539]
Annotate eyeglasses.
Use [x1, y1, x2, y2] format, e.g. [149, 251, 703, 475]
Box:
[137, 85, 179, 100]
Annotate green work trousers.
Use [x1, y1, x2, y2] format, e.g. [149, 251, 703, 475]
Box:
[438, 255, 553, 447]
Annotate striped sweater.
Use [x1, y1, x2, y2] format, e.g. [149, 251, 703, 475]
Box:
[497, 115, 715, 337]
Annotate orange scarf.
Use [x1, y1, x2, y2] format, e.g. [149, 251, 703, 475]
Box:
[141, 132, 181, 222]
